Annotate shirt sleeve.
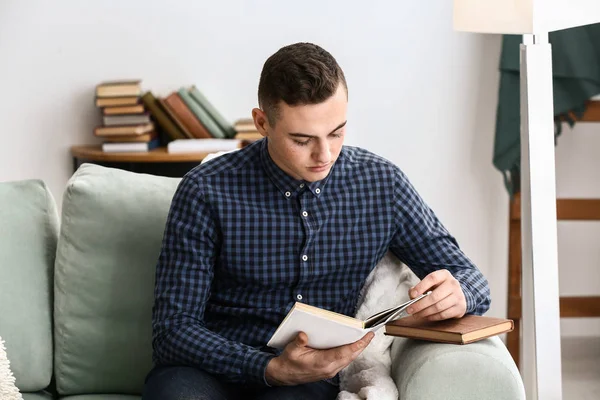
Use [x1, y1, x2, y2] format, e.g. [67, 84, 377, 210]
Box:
[387, 167, 491, 315]
[151, 175, 275, 385]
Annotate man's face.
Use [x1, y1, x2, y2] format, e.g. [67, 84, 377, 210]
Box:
[253, 83, 347, 182]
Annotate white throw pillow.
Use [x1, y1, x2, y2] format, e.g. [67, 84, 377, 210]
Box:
[0, 336, 23, 400]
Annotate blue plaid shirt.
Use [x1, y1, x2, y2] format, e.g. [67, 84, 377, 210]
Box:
[152, 138, 490, 386]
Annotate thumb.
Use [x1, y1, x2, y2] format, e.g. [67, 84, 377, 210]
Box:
[294, 331, 309, 348]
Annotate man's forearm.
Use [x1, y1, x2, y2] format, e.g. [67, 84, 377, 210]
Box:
[153, 323, 276, 385]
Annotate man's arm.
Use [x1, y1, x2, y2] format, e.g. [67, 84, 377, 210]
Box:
[151, 175, 275, 385]
[388, 168, 491, 317]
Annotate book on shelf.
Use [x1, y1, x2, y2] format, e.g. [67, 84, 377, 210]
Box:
[103, 113, 151, 126]
[103, 105, 146, 115]
[234, 118, 257, 132]
[102, 132, 157, 143]
[94, 123, 154, 137]
[267, 292, 431, 350]
[384, 315, 514, 345]
[189, 85, 236, 138]
[141, 91, 187, 142]
[96, 96, 140, 107]
[102, 138, 160, 153]
[162, 93, 213, 139]
[167, 138, 241, 154]
[96, 80, 142, 98]
[234, 132, 263, 141]
[178, 88, 227, 139]
[157, 97, 196, 139]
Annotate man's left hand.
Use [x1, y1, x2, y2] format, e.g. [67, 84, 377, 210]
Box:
[406, 269, 467, 321]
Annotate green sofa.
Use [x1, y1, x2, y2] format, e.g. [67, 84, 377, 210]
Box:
[0, 164, 525, 399]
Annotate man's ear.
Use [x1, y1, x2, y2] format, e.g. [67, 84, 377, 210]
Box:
[252, 108, 270, 138]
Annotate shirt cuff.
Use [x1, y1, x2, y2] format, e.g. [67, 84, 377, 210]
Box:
[243, 349, 277, 386]
[458, 280, 476, 314]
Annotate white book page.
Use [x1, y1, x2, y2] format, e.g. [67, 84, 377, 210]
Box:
[267, 308, 367, 349]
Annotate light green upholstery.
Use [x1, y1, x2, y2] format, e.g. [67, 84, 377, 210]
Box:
[53, 164, 180, 396]
[22, 392, 54, 400]
[0, 180, 58, 392]
[390, 336, 525, 399]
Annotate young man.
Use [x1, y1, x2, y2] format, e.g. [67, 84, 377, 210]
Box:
[143, 42, 490, 400]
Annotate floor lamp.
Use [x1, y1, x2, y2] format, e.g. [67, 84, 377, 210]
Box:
[453, 1, 600, 399]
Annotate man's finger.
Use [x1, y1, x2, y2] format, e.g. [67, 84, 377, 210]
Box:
[410, 269, 450, 298]
[408, 281, 453, 315]
[423, 305, 464, 321]
[294, 331, 309, 348]
[412, 292, 455, 319]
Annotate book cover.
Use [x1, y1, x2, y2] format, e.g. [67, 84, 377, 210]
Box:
[384, 315, 514, 345]
[177, 88, 226, 139]
[94, 123, 154, 137]
[96, 80, 142, 98]
[167, 138, 241, 154]
[156, 98, 195, 139]
[102, 132, 157, 143]
[103, 105, 146, 115]
[96, 96, 140, 107]
[102, 138, 160, 153]
[189, 86, 237, 138]
[140, 91, 186, 142]
[163, 93, 212, 139]
[266, 292, 431, 350]
[103, 113, 151, 126]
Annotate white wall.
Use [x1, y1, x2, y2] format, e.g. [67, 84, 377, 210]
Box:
[1, 0, 596, 335]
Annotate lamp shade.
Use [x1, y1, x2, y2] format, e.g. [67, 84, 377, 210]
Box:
[454, 0, 600, 34]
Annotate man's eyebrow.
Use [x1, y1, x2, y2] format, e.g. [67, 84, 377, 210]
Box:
[288, 121, 347, 138]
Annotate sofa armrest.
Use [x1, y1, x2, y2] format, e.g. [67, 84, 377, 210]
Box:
[390, 336, 525, 400]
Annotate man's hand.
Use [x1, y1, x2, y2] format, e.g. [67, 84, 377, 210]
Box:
[265, 331, 375, 386]
[406, 269, 467, 321]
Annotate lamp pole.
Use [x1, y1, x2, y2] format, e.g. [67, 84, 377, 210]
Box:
[519, 32, 563, 400]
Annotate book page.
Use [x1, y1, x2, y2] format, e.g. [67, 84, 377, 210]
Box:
[364, 291, 431, 329]
[267, 307, 368, 349]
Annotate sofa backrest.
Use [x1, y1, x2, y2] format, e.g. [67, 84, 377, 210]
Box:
[53, 164, 180, 395]
[0, 179, 58, 392]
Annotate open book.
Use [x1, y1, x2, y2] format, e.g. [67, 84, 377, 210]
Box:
[267, 291, 431, 349]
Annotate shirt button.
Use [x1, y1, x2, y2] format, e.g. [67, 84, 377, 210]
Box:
[297, 294, 303, 300]
[300, 184, 305, 188]
[285, 191, 291, 197]
[315, 188, 321, 194]
[302, 255, 308, 261]
[302, 211, 308, 217]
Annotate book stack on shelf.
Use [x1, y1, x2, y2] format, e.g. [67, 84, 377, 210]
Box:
[94, 80, 159, 153]
[141, 86, 241, 154]
[233, 119, 263, 147]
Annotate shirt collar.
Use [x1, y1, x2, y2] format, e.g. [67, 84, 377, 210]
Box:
[260, 138, 335, 199]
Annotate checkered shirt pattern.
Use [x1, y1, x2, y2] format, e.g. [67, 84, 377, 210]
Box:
[151, 138, 490, 386]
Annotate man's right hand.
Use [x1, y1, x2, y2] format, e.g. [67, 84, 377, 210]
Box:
[265, 331, 375, 386]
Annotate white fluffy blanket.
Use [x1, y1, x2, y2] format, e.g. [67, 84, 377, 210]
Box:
[338, 252, 419, 400]
[0, 337, 23, 400]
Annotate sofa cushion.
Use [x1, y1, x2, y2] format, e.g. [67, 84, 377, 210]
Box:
[54, 164, 181, 395]
[22, 392, 54, 400]
[60, 396, 139, 400]
[0, 180, 58, 392]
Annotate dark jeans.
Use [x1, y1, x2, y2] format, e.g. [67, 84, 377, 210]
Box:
[142, 365, 339, 400]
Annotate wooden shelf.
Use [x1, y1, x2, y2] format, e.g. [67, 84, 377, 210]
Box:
[581, 100, 600, 122]
[70, 145, 212, 163]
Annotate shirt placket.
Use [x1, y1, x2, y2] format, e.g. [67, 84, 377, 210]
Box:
[295, 187, 316, 303]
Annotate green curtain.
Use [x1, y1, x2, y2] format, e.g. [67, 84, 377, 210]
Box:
[494, 24, 600, 194]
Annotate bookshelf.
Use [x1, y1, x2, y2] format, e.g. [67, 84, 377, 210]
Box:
[70, 145, 211, 177]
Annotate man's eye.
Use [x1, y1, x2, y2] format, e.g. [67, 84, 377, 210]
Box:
[294, 140, 310, 146]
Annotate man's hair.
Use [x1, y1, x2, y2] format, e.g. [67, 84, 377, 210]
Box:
[258, 42, 347, 126]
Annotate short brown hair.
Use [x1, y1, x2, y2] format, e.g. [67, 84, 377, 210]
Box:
[258, 42, 347, 125]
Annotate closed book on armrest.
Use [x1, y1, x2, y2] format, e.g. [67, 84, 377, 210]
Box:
[384, 315, 514, 345]
[266, 292, 431, 350]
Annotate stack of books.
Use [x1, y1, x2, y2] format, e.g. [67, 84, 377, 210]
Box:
[94, 80, 159, 153]
[141, 86, 239, 153]
[233, 119, 263, 147]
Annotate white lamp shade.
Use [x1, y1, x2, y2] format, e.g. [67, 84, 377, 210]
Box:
[454, 0, 600, 34]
